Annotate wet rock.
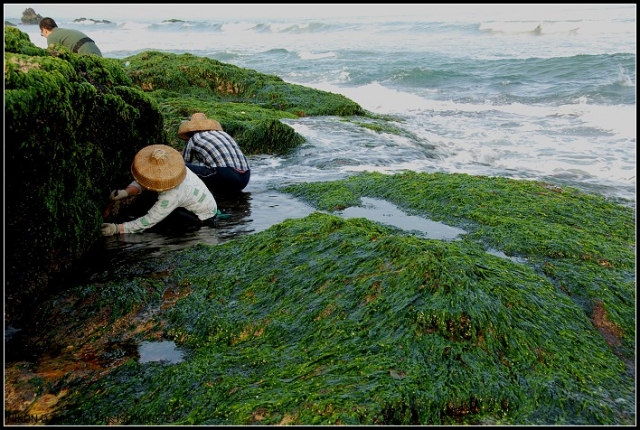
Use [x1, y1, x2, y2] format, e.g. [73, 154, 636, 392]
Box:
[21, 8, 42, 25]
[73, 18, 112, 24]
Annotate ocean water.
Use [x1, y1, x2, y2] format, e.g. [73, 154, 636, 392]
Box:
[8, 5, 636, 205]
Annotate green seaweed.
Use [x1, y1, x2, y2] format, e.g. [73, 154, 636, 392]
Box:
[279, 171, 636, 356]
[4, 28, 166, 323]
[4, 26, 635, 426]
[3, 25, 365, 325]
[153, 94, 302, 152]
[49, 213, 634, 425]
[120, 51, 366, 117]
[3, 25, 47, 56]
[118, 51, 371, 154]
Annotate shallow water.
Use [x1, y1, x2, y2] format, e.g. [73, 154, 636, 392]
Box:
[138, 341, 184, 364]
[88, 181, 524, 286]
[84, 110, 634, 272]
[341, 197, 467, 240]
[98, 187, 318, 265]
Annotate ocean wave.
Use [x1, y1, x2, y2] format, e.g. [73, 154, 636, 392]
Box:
[478, 19, 634, 37]
[11, 7, 633, 202]
[147, 21, 224, 32]
[268, 21, 333, 34]
[381, 54, 634, 104]
[298, 50, 337, 60]
[117, 21, 151, 31]
[479, 21, 546, 35]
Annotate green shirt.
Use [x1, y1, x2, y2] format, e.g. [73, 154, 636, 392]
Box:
[46, 28, 102, 57]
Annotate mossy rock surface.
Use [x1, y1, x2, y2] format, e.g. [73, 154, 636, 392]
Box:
[4, 27, 166, 325]
[8, 172, 634, 426]
[152, 94, 305, 154]
[121, 51, 366, 117]
[280, 171, 636, 358]
[3, 26, 369, 326]
[35, 207, 634, 425]
[119, 51, 370, 153]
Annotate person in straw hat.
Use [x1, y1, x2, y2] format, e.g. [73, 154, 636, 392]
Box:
[178, 113, 251, 193]
[101, 144, 218, 236]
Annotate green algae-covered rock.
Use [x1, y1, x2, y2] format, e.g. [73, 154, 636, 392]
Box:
[120, 51, 367, 151]
[280, 171, 636, 359]
[36, 210, 634, 425]
[8, 173, 633, 425]
[151, 93, 306, 154]
[4, 25, 634, 426]
[122, 51, 365, 117]
[3, 25, 371, 327]
[4, 26, 166, 325]
[4, 24, 45, 55]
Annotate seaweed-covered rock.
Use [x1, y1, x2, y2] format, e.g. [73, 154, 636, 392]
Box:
[120, 51, 368, 152]
[280, 171, 637, 361]
[4, 24, 45, 56]
[73, 18, 112, 24]
[4, 26, 166, 326]
[9, 207, 635, 425]
[151, 93, 306, 154]
[122, 51, 365, 117]
[3, 24, 377, 327]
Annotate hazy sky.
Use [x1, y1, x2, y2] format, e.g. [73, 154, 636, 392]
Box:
[3, 3, 632, 22]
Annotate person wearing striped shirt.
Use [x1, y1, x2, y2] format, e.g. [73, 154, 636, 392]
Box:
[178, 113, 251, 193]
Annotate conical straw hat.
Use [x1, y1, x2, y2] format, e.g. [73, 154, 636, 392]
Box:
[178, 112, 222, 140]
[131, 144, 186, 191]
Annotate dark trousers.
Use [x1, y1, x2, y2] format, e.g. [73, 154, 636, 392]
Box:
[148, 207, 217, 233]
[186, 163, 250, 193]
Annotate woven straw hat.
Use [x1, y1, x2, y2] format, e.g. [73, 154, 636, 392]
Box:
[178, 112, 222, 140]
[131, 145, 187, 191]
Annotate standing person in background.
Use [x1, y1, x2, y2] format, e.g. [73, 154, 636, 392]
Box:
[39, 17, 102, 57]
[178, 113, 251, 193]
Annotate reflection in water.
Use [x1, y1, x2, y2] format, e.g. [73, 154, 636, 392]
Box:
[103, 187, 318, 257]
[341, 198, 525, 263]
[80, 188, 317, 281]
[340, 197, 467, 240]
[138, 341, 184, 364]
[486, 248, 527, 264]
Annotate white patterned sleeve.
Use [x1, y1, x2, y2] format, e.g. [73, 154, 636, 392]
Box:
[121, 190, 181, 234]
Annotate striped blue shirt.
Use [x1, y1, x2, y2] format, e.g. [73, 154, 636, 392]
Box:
[183, 130, 250, 171]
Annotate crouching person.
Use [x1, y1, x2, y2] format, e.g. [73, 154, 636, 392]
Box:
[178, 112, 251, 193]
[101, 144, 218, 236]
